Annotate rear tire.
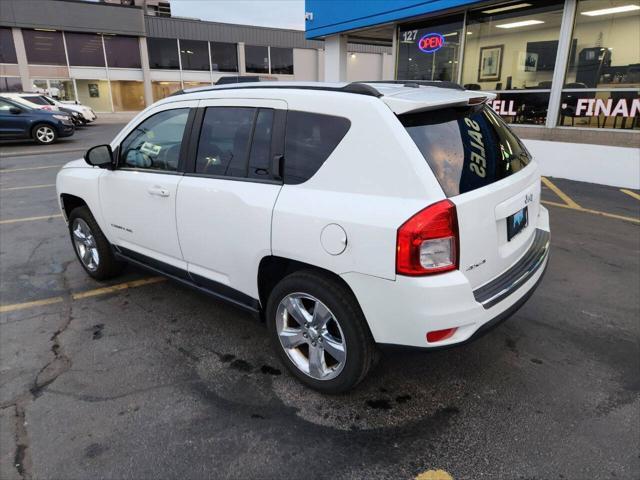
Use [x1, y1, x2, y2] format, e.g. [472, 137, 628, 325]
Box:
[266, 270, 377, 393]
[32, 123, 57, 145]
[68, 206, 125, 280]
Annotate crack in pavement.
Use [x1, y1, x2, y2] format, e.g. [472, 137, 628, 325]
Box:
[2, 260, 76, 480]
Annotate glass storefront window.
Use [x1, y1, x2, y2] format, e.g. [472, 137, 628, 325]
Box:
[565, 0, 640, 88]
[0, 77, 22, 92]
[147, 38, 179, 69]
[270, 47, 294, 74]
[152, 81, 182, 101]
[489, 91, 551, 125]
[104, 35, 141, 68]
[110, 80, 145, 111]
[180, 40, 209, 71]
[183, 81, 212, 90]
[462, 1, 564, 90]
[246, 45, 269, 73]
[76, 79, 112, 112]
[31, 79, 76, 101]
[558, 89, 639, 129]
[210, 42, 237, 72]
[0, 28, 18, 64]
[22, 29, 66, 65]
[65, 32, 105, 67]
[397, 15, 464, 81]
[557, 1, 639, 129]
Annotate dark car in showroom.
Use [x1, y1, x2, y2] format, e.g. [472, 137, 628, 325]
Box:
[0, 96, 75, 145]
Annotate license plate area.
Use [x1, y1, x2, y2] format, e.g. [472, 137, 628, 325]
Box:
[507, 206, 528, 241]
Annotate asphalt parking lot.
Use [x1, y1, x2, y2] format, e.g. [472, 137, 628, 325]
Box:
[1, 122, 639, 480]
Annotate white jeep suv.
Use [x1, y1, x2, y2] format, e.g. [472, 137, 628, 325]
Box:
[56, 81, 550, 393]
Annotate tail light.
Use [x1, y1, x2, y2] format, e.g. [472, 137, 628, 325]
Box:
[396, 199, 459, 276]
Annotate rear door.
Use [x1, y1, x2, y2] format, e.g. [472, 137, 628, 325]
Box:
[176, 98, 286, 301]
[400, 105, 541, 288]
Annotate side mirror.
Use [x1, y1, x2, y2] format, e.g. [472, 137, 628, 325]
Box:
[84, 144, 114, 169]
[9, 107, 22, 114]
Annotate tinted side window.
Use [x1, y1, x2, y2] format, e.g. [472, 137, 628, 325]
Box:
[248, 109, 274, 179]
[120, 108, 189, 172]
[284, 111, 350, 185]
[196, 107, 255, 177]
[22, 96, 48, 105]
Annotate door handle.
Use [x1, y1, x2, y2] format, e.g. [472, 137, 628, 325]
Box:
[147, 185, 170, 197]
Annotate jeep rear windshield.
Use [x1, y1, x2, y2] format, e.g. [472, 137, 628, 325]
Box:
[399, 105, 531, 197]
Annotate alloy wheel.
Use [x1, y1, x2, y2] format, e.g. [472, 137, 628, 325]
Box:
[72, 218, 100, 271]
[276, 293, 347, 380]
[36, 126, 55, 144]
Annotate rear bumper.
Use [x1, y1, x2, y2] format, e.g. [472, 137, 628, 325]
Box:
[342, 206, 550, 349]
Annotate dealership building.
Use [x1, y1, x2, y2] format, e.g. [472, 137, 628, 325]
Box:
[305, 0, 639, 187]
[0, 0, 392, 111]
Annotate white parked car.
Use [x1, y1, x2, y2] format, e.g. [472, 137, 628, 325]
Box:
[40, 95, 97, 123]
[2, 93, 96, 123]
[56, 81, 550, 393]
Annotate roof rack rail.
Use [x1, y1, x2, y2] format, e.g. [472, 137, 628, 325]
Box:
[358, 80, 465, 91]
[170, 82, 383, 98]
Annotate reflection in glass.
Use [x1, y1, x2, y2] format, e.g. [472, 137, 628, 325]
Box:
[210, 42, 238, 72]
[147, 37, 179, 69]
[180, 39, 210, 71]
[104, 36, 141, 68]
[22, 29, 66, 65]
[0, 28, 18, 63]
[65, 32, 105, 67]
[270, 47, 293, 74]
[246, 45, 269, 73]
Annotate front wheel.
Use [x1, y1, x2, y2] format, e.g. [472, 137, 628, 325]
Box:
[32, 123, 57, 145]
[266, 271, 377, 393]
[68, 206, 125, 280]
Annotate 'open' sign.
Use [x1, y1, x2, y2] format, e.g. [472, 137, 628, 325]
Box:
[418, 33, 445, 53]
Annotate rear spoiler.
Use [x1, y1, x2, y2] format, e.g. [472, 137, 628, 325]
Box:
[382, 90, 496, 115]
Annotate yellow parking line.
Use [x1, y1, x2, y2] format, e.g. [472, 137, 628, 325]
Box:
[541, 177, 581, 209]
[0, 184, 55, 191]
[1, 165, 63, 173]
[0, 214, 63, 225]
[620, 188, 640, 201]
[415, 470, 454, 480]
[0, 296, 65, 314]
[542, 200, 640, 224]
[1, 277, 166, 314]
[71, 277, 166, 300]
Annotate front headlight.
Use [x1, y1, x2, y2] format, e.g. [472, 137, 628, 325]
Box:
[53, 114, 70, 121]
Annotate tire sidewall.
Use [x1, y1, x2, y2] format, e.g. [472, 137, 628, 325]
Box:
[266, 272, 369, 393]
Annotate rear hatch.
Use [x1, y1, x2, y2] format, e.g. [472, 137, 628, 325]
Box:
[399, 104, 540, 289]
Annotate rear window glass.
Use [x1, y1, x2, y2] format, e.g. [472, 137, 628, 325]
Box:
[284, 111, 350, 185]
[400, 105, 531, 197]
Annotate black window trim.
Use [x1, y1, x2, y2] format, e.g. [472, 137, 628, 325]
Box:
[116, 106, 196, 175]
[183, 105, 286, 185]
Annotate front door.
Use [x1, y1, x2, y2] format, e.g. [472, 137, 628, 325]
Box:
[176, 98, 286, 300]
[99, 103, 195, 270]
[0, 99, 30, 137]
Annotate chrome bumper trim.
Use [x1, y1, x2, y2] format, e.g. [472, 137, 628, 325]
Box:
[473, 228, 550, 310]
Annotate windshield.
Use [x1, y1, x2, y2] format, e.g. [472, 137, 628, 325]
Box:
[400, 105, 531, 197]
